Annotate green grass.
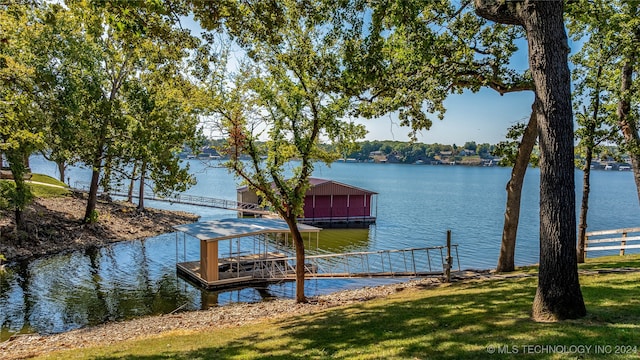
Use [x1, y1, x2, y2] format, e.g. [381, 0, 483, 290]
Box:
[30, 173, 66, 187]
[29, 174, 70, 197]
[36, 255, 640, 360]
[1, 173, 70, 198]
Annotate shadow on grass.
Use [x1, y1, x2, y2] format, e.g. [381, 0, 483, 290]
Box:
[89, 274, 640, 360]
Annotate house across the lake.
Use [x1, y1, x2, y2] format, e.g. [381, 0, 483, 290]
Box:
[237, 178, 378, 227]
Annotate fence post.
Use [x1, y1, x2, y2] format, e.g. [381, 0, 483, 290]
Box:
[445, 230, 452, 283]
[621, 231, 627, 256]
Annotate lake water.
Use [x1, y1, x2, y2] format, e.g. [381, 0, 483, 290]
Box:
[1, 157, 638, 339]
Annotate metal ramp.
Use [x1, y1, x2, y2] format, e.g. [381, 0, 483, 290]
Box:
[74, 182, 270, 215]
[249, 245, 460, 280]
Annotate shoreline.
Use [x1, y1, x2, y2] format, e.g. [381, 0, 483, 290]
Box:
[0, 192, 200, 263]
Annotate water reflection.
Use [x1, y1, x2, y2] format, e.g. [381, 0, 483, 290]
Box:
[0, 227, 378, 341]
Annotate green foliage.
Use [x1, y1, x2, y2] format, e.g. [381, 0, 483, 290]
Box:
[0, 180, 33, 212]
[201, 0, 367, 220]
[340, 0, 530, 140]
[567, 0, 640, 189]
[492, 122, 539, 167]
[86, 209, 99, 224]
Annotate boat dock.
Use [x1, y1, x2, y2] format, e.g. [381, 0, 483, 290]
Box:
[174, 218, 460, 290]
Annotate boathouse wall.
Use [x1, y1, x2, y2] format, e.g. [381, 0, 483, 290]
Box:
[238, 178, 377, 223]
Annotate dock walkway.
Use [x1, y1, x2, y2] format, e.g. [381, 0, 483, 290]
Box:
[177, 245, 460, 290]
[74, 182, 271, 215]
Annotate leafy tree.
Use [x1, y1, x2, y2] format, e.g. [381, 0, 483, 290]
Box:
[121, 68, 202, 211]
[568, 21, 619, 262]
[48, 1, 198, 223]
[0, 2, 45, 230]
[568, 0, 640, 204]
[343, 1, 529, 140]
[574, 105, 617, 263]
[193, 0, 366, 303]
[463, 141, 477, 151]
[476, 0, 586, 321]
[340, 0, 539, 274]
[476, 142, 493, 158]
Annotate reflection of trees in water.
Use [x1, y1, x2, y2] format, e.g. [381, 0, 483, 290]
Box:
[3, 239, 292, 337]
[198, 286, 276, 309]
[265, 228, 372, 256]
[86, 246, 110, 324]
[311, 228, 372, 254]
[0, 262, 31, 340]
[94, 240, 191, 319]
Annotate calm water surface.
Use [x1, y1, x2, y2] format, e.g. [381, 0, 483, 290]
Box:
[1, 157, 638, 339]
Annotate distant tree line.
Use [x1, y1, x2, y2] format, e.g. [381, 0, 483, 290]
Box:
[200, 138, 632, 167]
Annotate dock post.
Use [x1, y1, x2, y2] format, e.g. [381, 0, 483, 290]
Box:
[445, 230, 452, 283]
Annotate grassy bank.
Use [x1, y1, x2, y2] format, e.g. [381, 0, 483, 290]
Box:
[29, 174, 70, 197]
[36, 255, 640, 359]
[0, 173, 70, 198]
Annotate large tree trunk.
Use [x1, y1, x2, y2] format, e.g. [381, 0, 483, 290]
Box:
[84, 166, 101, 223]
[283, 215, 307, 303]
[476, 0, 586, 321]
[84, 149, 103, 223]
[616, 58, 640, 205]
[497, 101, 538, 272]
[525, 3, 586, 322]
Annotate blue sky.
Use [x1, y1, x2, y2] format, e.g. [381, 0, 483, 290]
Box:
[354, 87, 535, 146]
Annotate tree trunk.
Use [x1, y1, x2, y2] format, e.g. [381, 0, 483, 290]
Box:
[497, 101, 538, 272]
[475, 0, 586, 321]
[84, 156, 102, 223]
[7, 151, 29, 231]
[577, 146, 592, 263]
[137, 161, 146, 211]
[283, 214, 307, 303]
[56, 161, 66, 184]
[616, 58, 640, 205]
[578, 65, 603, 264]
[128, 162, 138, 204]
[525, 3, 586, 322]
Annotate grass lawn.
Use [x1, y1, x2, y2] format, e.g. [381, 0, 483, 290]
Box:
[29, 174, 70, 197]
[1, 173, 70, 198]
[36, 255, 640, 359]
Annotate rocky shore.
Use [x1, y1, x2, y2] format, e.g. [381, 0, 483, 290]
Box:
[0, 192, 199, 262]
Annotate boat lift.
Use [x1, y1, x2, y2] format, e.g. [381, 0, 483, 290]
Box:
[174, 218, 460, 290]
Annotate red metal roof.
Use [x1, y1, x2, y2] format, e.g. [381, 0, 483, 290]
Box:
[237, 178, 377, 196]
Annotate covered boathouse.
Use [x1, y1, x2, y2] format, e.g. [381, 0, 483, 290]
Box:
[236, 178, 378, 227]
[174, 218, 321, 289]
